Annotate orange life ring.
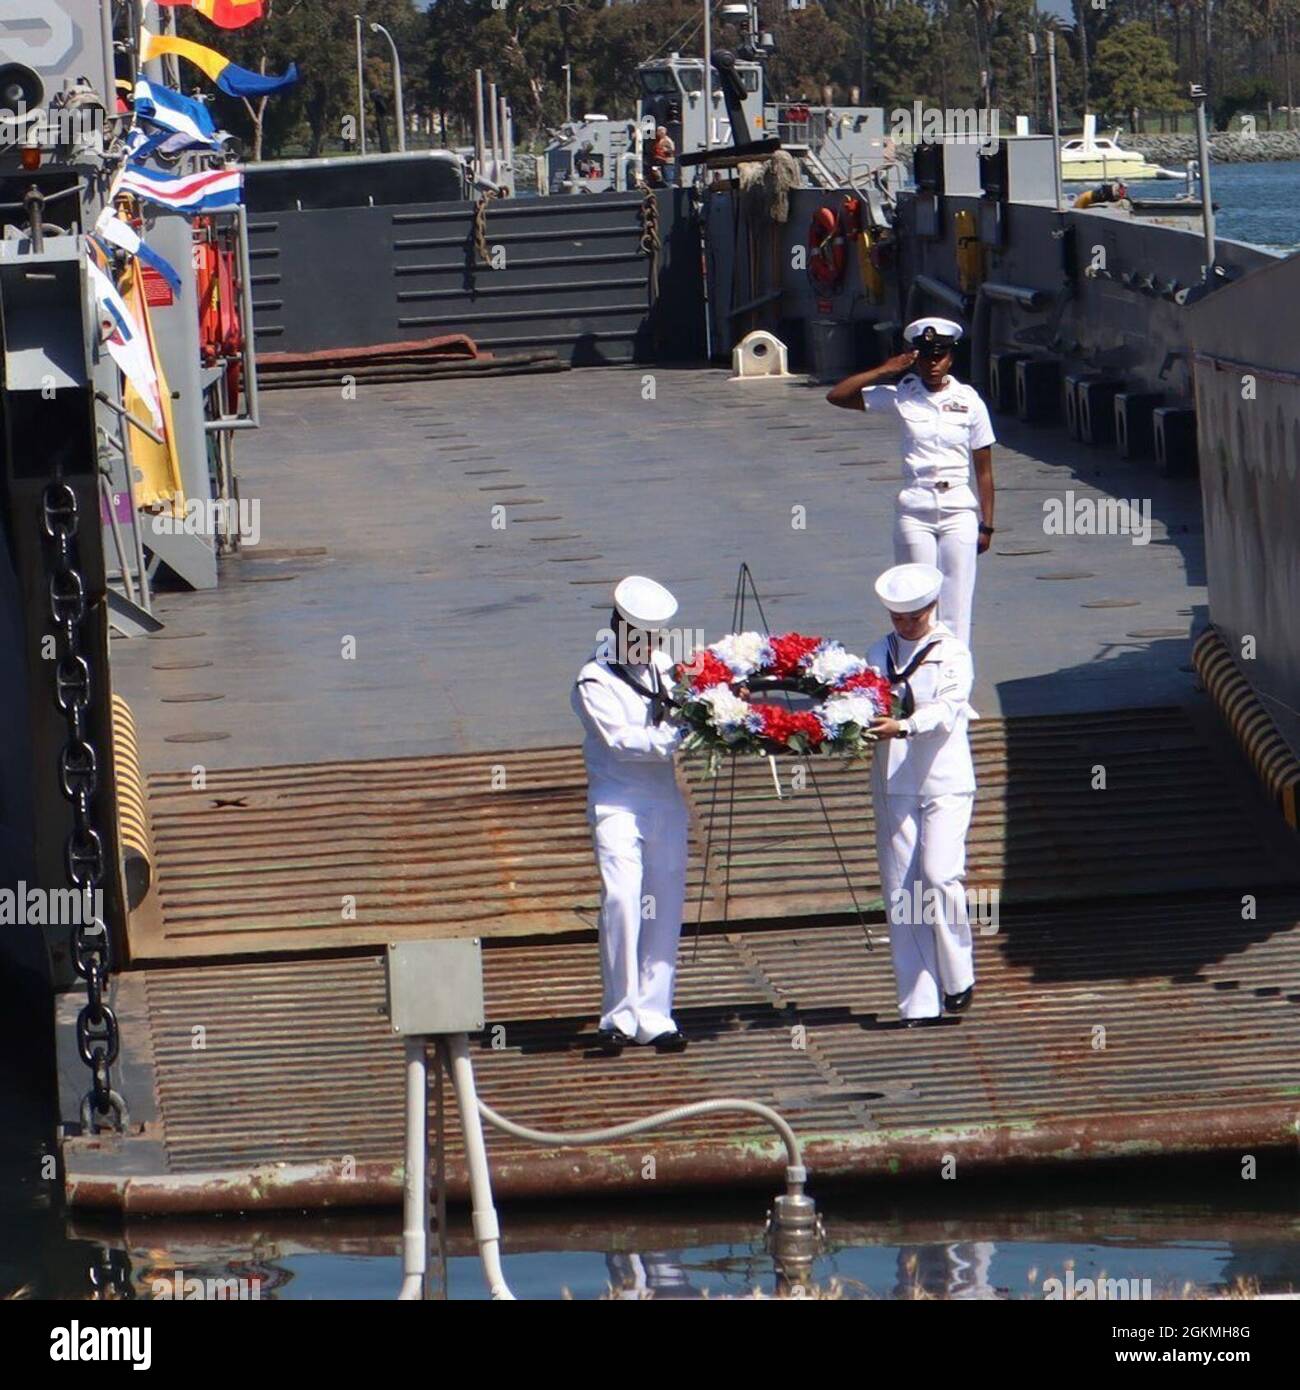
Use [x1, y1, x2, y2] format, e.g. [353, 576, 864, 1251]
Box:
[807, 205, 846, 289]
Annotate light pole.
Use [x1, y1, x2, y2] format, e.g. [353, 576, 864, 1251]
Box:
[561, 63, 572, 123]
[354, 13, 367, 156]
[1047, 30, 1062, 213]
[370, 22, 406, 152]
[703, 0, 712, 163]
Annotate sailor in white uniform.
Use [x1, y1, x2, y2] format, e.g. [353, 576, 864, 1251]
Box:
[827, 317, 997, 648]
[571, 576, 690, 1054]
[865, 563, 978, 1024]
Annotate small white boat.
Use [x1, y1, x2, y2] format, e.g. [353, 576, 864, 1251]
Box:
[1060, 115, 1183, 181]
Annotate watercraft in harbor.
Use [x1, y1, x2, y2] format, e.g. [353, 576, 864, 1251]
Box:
[1060, 114, 1184, 181]
[3, 0, 1300, 1309]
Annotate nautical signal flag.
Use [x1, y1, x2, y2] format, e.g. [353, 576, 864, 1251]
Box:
[140, 27, 298, 99]
[114, 164, 244, 215]
[133, 78, 223, 151]
[155, 0, 266, 30]
[93, 209, 184, 297]
[86, 259, 164, 429]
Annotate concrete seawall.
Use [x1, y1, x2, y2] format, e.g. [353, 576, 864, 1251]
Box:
[1123, 131, 1300, 164]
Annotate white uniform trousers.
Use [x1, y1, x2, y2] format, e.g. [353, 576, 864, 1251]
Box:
[893, 502, 979, 648]
[875, 790, 976, 1019]
[591, 803, 688, 1042]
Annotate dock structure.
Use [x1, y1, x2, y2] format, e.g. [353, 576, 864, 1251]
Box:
[64, 368, 1300, 1212]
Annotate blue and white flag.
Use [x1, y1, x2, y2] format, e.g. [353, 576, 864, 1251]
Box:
[93, 209, 183, 296]
[113, 164, 244, 215]
[86, 259, 163, 428]
[132, 77, 223, 151]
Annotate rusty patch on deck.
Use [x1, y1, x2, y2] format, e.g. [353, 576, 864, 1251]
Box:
[61, 890, 1300, 1212]
[132, 707, 1298, 961]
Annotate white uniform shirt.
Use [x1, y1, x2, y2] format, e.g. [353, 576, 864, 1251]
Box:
[861, 374, 996, 499]
[867, 622, 978, 796]
[571, 640, 684, 811]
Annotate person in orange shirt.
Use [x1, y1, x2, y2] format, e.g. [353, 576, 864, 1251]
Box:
[649, 126, 677, 187]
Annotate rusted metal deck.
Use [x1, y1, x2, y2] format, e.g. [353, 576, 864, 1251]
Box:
[63, 367, 1300, 1211]
[60, 703, 1300, 1211]
[63, 886, 1300, 1211]
[131, 707, 1295, 959]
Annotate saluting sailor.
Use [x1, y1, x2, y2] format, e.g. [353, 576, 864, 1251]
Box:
[827, 317, 996, 649]
[571, 576, 690, 1055]
[866, 563, 978, 1025]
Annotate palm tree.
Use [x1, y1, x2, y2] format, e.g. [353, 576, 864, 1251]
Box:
[968, 0, 1004, 112]
[1071, 0, 1089, 112]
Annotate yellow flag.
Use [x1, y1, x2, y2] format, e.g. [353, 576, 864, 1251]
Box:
[119, 262, 184, 514]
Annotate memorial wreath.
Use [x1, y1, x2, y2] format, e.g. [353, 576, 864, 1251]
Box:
[673, 631, 895, 768]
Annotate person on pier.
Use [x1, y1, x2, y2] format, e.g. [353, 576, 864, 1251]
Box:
[826, 317, 996, 649]
[866, 563, 978, 1025]
[572, 577, 690, 1055]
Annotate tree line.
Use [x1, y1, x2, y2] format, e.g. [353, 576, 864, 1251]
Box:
[178, 0, 1300, 159]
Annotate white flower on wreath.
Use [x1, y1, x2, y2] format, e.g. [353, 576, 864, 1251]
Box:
[805, 640, 867, 688]
[709, 631, 772, 679]
[696, 684, 756, 734]
[818, 693, 881, 735]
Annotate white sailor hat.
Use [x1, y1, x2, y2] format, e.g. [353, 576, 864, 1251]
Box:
[903, 316, 964, 350]
[613, 575, 678, 631]
[874, 563, 944, 614]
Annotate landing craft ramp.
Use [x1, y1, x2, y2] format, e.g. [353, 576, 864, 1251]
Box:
[62, 369, 1300, 1210]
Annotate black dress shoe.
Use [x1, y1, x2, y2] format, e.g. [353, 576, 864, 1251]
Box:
[647, 1029, 689, 1053]
[944, 986, 974, 1014]
[901, 1015, 943, 1028]
[596, 1026, 634, 1054]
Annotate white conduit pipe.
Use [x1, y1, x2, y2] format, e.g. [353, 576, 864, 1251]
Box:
[442, 1036, 808, 1301]
[397, 1038, 427, 1301]
[445, 1035, 516, 1301]
[475, 1095, 807, 1193]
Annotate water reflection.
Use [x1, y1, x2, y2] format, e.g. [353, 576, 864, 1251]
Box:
[48, 1176, 1300, 1301]
[606, 1252, 701, 1300]
[896, 1242, 998, 1300]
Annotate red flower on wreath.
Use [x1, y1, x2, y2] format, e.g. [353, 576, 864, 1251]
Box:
[837, 667, 894, 714]
[767, 633, 822, 678]
[757, 704, 826, 747]
[677, 650, 734, 693]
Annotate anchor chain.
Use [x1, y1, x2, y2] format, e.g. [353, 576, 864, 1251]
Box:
[41, 480, 127, 1133]
[638, 182, 661, 307]
[472, 188, 502, 269]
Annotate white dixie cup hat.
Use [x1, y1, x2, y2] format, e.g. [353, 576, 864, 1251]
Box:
[874, 562, 944, 614]
[613, 575, 679, 631]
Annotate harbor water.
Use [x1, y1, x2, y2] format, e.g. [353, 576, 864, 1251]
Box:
[1124, 160, 1300, 251]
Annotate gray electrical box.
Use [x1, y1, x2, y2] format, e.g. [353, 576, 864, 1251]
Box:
[385, 938, 485, 1036]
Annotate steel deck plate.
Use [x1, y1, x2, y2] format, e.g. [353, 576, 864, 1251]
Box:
[129, 706, 1299, 960]
[62, 889, 1300, 1211]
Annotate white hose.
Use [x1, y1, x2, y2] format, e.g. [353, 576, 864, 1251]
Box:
[446, 1035, 516, 1300]
[431, 1039, 807, 1303]
[475, 1095, 807, 1191]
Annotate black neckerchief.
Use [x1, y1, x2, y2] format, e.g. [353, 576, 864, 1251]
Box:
[887, 632, 942, 718]
[578, 658, 677, 725]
